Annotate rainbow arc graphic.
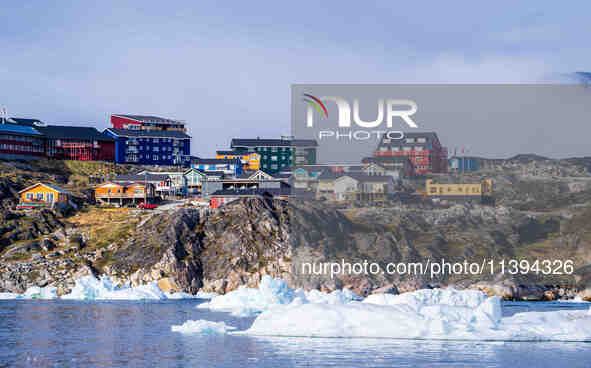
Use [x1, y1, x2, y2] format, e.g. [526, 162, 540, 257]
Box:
[302, 94, 328, 118]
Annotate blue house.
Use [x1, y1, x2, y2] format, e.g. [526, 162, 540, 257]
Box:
[190, 158, 243, 177]
[449, 156, 480, 172]
[104, 128, 191, 165]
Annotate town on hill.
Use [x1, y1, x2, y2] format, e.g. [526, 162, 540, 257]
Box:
[2, 117, 591, 302]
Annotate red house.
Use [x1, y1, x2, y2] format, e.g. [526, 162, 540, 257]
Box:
[35, 125, 115, 161]
[373, 132, 448, 175]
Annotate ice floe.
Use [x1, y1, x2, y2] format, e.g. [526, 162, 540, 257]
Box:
[0, 286, 58, 300]
[171, 320, 236, 335]
[244, 287, 591, 341]
[0, 275, 215, 301]
[197, 276, 361, 316]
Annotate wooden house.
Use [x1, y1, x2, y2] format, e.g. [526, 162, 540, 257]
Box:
[94, 182, 156, 205]
[18, 183, 72, 208]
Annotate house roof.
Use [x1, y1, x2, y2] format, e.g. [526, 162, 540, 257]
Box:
[210, 187, 293, 197]
[115, 174, 170, 182]
[362, 156, 413, 165]
[203, 171, 225, 177]
[231, 138, 318, 148]
[112, 114, 184, 124]
[0, 124, 43, 136]
[340, 173, 394, 183]
[105, 128, 191, 139]
[216, 150, 242, 155]
[191, 158, 240, 165]
[6, 118, 45, 127]
[35, 125, 115, 141]
[19, 182, 71, 195]
[317, 170, 341, 180]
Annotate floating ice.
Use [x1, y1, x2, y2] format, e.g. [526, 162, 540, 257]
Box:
[171, 320, 237, 335]
[0, 286, 58, 300]
[198, 276, 360, 316]
[61, 275, 166, 300]
[22, 285, 58, 300]
[1, 275, 209, 301]
[0, 292, 19, 300]
[244, 287, 591, 341]
[195, 291, 219, 299]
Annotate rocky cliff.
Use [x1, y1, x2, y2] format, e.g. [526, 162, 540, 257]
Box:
[2, 156, 591, 300]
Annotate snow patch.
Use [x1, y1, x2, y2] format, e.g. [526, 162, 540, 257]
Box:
[171, 320, 236, 335]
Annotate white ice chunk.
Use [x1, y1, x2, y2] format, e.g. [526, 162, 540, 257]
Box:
[198, 276, 360, 316]
[171, 320, 237, 335]
[245, 287, 591, 341]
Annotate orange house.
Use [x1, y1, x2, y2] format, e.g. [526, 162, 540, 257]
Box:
[94, 182, 156, 204]
[19, 183, 71, 204]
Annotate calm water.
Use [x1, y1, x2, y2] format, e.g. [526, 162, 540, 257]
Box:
[0, 300, 590, 367]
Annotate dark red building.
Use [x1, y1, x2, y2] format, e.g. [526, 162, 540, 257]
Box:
[373, 132, 448, 175]
[0, 123, 45, 160]
[35, 126, 115, 161]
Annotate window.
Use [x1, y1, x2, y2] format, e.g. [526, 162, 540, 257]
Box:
[154, 155, 159, 160]
[403, 147, 411, 151]
[406, 138, 415, 143]
[380, 147, 388, 152]
[392, 147, 400, 152]
[415, 147, 423, 151]
[26, 193, 33, 200]
[417, 137, 426, 143]
[36, 192, 43, 200]
[271, 156, 278, 161]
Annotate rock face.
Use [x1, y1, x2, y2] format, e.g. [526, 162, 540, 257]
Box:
[104, 208, 203, 294]
[198, 198, 290, 294]
[1, 192, 591, 299]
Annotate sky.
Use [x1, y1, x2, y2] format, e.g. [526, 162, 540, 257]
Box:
[1, 1, 591, 158]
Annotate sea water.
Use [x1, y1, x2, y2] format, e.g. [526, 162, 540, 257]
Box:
[1, 299, 590, 367]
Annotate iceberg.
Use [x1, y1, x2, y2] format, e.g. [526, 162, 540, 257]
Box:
[244, 287, 591, 341]
[22, 285, 58, 300]
[0, 275, 211, 301]
[171, 319, 237, 335]
[0, 286, 58, 300]
[0, 292, 19, 300]
[197, 276, 360, 316]
[62, 275, 167, 300]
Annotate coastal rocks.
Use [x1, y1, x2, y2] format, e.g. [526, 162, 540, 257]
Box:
[40, 238, 56, 251]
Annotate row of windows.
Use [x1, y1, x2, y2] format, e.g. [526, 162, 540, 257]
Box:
[126, 154, 177, 162]
[127, 138, 186, 144]
[0, 135, 43, 143]
[383, 137, 427, 144]
[429, 186, 481, 193]
[0, 143, 44, 152]
[380, 146, 425, 152]
[253, 147, 294, 152]
[25, 192, 55, 201]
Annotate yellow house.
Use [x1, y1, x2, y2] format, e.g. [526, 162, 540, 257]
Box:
[216, 150, 260, 170]
[425, 179, 493, 201]
[19, 183, 72, 204]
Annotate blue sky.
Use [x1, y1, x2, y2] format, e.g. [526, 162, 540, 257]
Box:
[1, 1, 590, 157]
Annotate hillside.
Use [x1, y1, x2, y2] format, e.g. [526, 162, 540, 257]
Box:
[1, 156, 591, 300]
